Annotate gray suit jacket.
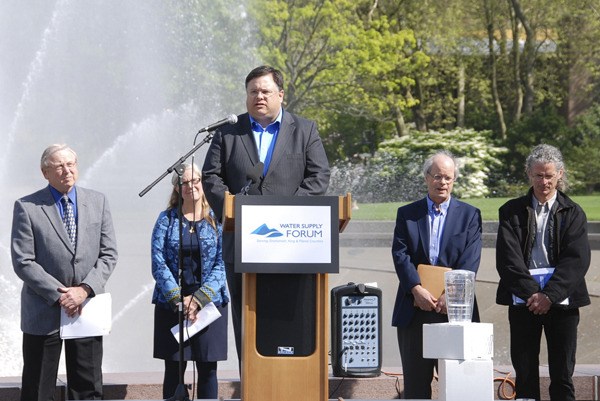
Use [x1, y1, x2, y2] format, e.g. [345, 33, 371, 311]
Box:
[11, 186, 118, 335]
[202, 110, 330, 262]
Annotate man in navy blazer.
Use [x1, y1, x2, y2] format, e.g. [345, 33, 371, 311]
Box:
[391, 150, 482, 399]
[11, 144, 118, 400]
[202, 65, 330, 364]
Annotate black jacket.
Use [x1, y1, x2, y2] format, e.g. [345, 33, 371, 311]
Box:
[496, 189, 590, 308]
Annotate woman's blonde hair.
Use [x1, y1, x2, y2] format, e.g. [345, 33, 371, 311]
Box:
[168, 163, 216, 229]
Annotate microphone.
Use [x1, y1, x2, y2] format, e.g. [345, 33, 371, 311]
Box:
[197, 114, 238, 133]
[240, 162, 264, 195]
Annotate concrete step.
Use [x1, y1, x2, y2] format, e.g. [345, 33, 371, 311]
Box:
[1, 366, 598, 400]
[341, 221, 600, 249]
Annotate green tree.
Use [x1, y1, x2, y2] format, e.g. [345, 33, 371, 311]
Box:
[483, 0, 507, 139]
[249, 0, 425, 158]
[504, 105, 571, 182]
[566, 105, 600, 193]
[249, 0, 600, 178]
[164, 0, 259, 109]
[553, 0, 600, 125]
[381, 0, 489, 132]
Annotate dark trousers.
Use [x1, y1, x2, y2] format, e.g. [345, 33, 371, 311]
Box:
[509, 306, 579, 401]
[397, 309, 447, 399]
[225, 262, 242, 367]
[163, 360, 218, 399]
[21, 332, 103, 401]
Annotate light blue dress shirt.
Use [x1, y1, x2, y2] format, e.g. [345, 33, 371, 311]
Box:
[426, 196, 451, 265]
[250, 108, 283, 175]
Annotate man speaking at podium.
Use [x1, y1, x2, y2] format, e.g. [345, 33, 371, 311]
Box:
[202, 65, 330, 363]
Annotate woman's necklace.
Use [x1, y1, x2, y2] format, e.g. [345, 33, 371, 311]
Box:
[183, 208, 203, 233]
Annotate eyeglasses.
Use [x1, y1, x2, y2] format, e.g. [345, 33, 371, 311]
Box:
[182, 178, 201, 187]
[532, 173, 558, 181]
[48, 161, 77, 172]
[247, 89, 281, 99]
[427, 173, 455, 183]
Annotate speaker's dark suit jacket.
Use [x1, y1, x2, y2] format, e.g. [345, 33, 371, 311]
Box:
[201, 109, 330, 362]
[202, 110, 330, 262]
[391, 197, 482, 328]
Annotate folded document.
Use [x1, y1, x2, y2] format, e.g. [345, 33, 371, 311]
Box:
[60, 292, 112, 339]
[417, 264, 451, 299]
[171, 302, 221, 343]
[512, 267, 569, 305]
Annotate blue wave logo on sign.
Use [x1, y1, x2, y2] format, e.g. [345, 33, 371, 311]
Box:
[251, 223, 284, 237]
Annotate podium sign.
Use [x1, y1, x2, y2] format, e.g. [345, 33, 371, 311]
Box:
[223, 193, 351, 401]
[234, 195, 339, 273]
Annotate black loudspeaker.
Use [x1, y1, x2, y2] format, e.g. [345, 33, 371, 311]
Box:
[255, 273, 316, 357]
[331, 282, 382, 377]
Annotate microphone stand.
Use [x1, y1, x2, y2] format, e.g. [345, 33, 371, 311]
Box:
[168, 164, 190, 401]
[238, 162, 264, 196]
[139, 131, 214, 198]
[239, 181, 252, 196]
[139, 131, 216, 401]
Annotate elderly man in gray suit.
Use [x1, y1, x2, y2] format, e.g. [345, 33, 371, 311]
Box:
[202, 65, 330, 364]
[11, 144, 118, 401]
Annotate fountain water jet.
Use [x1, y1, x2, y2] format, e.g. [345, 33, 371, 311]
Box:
[3, 0, 72, 165]
[0, 0, 257, 376]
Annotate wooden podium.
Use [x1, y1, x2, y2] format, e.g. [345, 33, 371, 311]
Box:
[223, 193, 352, 401]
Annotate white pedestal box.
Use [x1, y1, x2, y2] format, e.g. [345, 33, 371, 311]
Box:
[422, 322, 493, 360]
[437, 359, 494, 401]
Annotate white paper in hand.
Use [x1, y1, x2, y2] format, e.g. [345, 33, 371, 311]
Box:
[512, 267, 569, 306]
[60, 293, 112, 339]
[171, 302, 221, 343]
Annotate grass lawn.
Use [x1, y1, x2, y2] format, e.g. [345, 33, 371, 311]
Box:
[350, 194, 600, 221]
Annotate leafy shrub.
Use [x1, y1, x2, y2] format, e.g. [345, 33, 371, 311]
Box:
[328, 128, 507, 202]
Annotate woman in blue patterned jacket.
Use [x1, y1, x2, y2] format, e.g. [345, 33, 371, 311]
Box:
[151, 162, 229, 399]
